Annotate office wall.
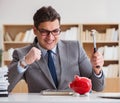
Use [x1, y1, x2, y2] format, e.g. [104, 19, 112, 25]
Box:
[0, 0, 120, 48]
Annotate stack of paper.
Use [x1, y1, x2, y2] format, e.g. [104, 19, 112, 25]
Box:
[0, 66, 9, 97]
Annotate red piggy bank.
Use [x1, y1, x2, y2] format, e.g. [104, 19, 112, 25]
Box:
[69, 75, 92, 95]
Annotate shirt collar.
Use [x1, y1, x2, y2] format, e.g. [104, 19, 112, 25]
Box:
[37, 43, 57, 56]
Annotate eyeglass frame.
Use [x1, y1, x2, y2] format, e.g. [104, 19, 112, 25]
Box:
[37, 28, 61, 36]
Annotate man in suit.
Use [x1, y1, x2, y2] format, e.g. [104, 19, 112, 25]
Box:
[8, 6, 104, 93]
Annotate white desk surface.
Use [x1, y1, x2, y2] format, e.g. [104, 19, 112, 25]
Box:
[0, 92, 120, 103]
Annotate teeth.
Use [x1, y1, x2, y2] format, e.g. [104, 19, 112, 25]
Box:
[47, 41, 53, 44]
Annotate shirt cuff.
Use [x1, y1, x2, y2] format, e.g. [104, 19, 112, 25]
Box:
[17, 61, 28, 73]
[94, 71, 103, 78]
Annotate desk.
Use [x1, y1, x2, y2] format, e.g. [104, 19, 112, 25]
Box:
[0, 93, 120, 103]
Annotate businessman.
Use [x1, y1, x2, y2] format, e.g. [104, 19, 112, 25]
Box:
[8, 6, 104, 93]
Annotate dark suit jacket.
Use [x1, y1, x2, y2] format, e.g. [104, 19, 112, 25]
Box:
[8, 37, 105, 93]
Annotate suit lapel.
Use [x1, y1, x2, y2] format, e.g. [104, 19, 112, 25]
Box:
[32, 37, 56, 88]
[36, 53, 56, 88]
[57, 41, 69, 89]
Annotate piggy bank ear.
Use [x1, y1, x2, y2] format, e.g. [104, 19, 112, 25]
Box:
[74, 75, 81, 80]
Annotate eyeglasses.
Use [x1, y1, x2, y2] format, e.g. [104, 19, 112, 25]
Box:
[37, 28, 61, 36]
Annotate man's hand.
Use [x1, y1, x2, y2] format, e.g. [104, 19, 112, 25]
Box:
[24, 47, 41, 65]
[90, 51, 104, 75]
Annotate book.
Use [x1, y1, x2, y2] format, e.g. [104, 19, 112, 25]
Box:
[4, 32, 12, 41]
[14, 32, 25, 41]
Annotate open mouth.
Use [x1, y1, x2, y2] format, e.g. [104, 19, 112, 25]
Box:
[46, 40, 54, 44]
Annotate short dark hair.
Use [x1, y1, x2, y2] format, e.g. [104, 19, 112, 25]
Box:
[33, 6, 61, 29]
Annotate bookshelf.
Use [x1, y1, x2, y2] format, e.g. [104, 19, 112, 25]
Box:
[2, 23, 120, 92]
[2, 24, 80, 92]
[3, 24, 33, 66]
[80, 24, 120, 92]
[3, 24, 80, 66]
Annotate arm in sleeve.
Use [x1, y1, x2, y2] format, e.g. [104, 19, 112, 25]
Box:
[8, 50, 26, 92]
[77, 41, 105, 91]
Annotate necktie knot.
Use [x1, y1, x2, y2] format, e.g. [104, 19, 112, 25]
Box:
[47, 50, 52, 55]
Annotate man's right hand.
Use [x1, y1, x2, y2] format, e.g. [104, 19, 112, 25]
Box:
[24, 47, 41, 65]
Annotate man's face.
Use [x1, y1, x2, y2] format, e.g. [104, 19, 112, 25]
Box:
[34, 19, 60, 50]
